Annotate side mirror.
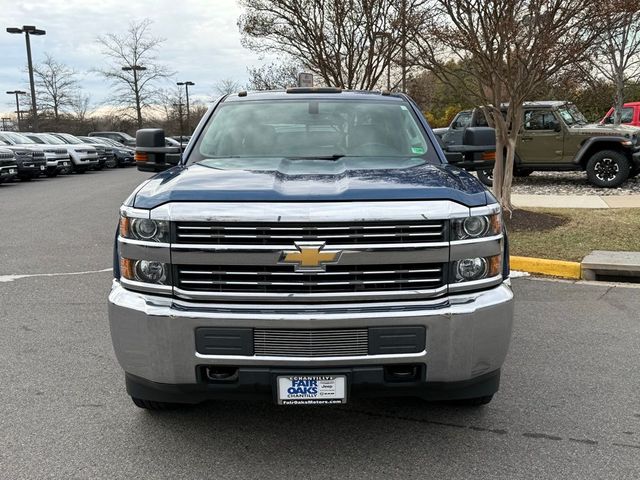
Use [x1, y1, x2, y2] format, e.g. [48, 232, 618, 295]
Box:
[135, 128, 181, 172]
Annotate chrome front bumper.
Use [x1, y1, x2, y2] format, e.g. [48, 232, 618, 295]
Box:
[108, 281, 514, 385]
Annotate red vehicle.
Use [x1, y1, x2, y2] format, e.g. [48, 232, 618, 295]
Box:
[601, 102, 640, 127]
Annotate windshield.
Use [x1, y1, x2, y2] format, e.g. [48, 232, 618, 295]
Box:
[1, 132, 35, 144]
[192, 99, 434, 163]
[558, 104, 587, 126]
[56, 133, 84, 144]
[38, 134, 65, 145]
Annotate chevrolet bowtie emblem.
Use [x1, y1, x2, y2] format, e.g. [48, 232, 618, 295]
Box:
[281, 242, 342, 272]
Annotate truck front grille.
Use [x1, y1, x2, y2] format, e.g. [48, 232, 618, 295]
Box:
[175, 221, 446, 245]
[254, 328, 368, 357]
[175, 263, 445, 294]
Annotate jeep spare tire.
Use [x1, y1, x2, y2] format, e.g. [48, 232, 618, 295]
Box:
[586, 150, 630, 188]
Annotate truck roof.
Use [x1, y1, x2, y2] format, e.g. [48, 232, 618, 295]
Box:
[521, 100, 571, 108]
[222, 89, 407, 103]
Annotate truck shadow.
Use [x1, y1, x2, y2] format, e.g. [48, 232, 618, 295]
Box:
[128, 396, 503, 473]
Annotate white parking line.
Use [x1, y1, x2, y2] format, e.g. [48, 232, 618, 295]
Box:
[0, 268, 113, 283]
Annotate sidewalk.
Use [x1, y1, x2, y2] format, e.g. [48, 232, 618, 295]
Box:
[512, 194, 640, 209]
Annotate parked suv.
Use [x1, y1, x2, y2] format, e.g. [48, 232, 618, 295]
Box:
[88, 131, 136, 147]
[0, 139, 46, 181]
[440, 101, 640, 187]
[0, 147, 18, 184]
[109, 89, 514, 410]
[44, 133, 105, 172]
[81, 137, 134, 167]
[24, 133, 96, 175]
[0, 131, 69, 177]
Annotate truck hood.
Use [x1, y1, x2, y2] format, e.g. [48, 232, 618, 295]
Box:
[131, 157, 491, 209]
[574, 123, 640, 137]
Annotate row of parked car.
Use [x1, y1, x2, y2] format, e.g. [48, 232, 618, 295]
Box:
[0, 130, 141, 184]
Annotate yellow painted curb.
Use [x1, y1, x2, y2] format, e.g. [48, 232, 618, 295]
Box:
[510, 256, 581, 280]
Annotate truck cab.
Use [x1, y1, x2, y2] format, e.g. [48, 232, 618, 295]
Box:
[600, 102, 640, 127]
[108, 89, 514, 410]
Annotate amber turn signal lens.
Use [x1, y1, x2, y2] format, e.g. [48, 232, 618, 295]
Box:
[489, 213, 502, 235]
[488, 255, 502, 277]
[119, 216, 130, 238]
[120, 258, 135, 280]
[134, 152, 148, 162]
[481, 151, 496, 161]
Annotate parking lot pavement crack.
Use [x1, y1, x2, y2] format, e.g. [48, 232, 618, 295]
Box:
[341, 408, 637, 450]
[0, 267, 112, 283]
[612, 442, 640, 450]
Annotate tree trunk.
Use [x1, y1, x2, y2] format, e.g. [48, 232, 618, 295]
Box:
[614, 74, 625, 126]
[500, 135, 517, 215]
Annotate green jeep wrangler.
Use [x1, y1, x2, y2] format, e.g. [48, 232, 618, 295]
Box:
[443, 101, 640, 188]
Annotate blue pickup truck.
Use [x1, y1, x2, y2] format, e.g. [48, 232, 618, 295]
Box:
[108, 88, 514, 410]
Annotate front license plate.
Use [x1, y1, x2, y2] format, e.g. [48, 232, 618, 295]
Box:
[277, 375, 347, 405]
[40, 165, 45, 170]
[62, 162, 68, 166]
[9, 169, 16, 174]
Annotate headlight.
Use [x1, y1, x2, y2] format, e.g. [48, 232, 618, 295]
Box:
[120, 258, 169, 285]
[451, 214, 501, 240]
[451, 255, 502, 283]
[120, 217, 169, 243]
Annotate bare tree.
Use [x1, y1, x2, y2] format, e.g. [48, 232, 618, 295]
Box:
[239, 0, 426, 90]
[413, 0, 600, 212]
[96, 19, 173, 128]
[589, 0, 640, 125]
[247, 60, 300, 90]
[214, 78, 242, 96]
[69, 93, 91, 124]
[33, 54, 79, 121]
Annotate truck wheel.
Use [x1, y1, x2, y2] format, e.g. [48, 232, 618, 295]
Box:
[586, 150, 630, 188]
[131, 397, 181, 410]
[476, 169, 493, 187]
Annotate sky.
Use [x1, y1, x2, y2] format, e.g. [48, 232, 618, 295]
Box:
[0, 0, 277, 116]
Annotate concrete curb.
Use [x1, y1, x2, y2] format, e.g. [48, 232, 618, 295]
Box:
[510, 256, 582, 280]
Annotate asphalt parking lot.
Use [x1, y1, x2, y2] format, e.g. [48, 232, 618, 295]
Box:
[1, 169, 639, 479]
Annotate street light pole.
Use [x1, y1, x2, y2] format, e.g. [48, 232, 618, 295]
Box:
[6, 25, 46, 132]
[173, 102, 185, 139]
[122, 65, 147, 129]
[374, 32, 392, 91]
[401, 0, 407, 93]
[177, 81, 195, 133]
[6, 90, 26, 131]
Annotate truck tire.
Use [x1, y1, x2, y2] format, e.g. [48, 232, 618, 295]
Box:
[477, 169, 493, 187]
[131, 397, 181, 410]
[586, 150, 630, 188]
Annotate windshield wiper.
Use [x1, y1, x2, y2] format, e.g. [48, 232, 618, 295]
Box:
[284, 154, 346, 161]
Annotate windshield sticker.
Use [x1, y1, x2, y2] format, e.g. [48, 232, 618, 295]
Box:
[411, 147, 425, 154]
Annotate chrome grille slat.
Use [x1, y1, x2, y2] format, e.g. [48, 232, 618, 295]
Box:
[175, 220, 446, 246]
[254, 328, 368, 357]
[179, 268, 441, 276]
[176, 263, 444, 294]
